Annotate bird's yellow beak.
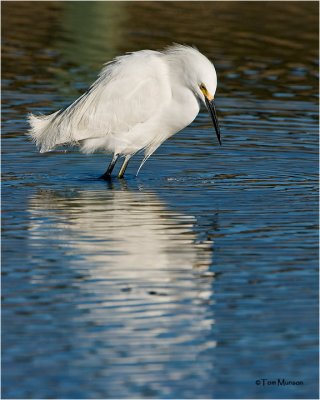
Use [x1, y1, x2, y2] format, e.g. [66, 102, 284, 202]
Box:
[200, 86, 222, 146]
[200, 86, 214, 101]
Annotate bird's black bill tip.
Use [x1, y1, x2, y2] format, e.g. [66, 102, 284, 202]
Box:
[205, 97, 222, 146]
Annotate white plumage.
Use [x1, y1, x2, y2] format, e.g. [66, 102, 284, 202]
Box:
[28, 44, 221, 178]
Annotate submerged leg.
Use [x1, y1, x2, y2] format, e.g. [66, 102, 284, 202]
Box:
[118, 155, 132, 178]
[100, 153, 119, 180]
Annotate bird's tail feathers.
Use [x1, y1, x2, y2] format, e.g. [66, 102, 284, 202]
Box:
[27, 112, 60, 153]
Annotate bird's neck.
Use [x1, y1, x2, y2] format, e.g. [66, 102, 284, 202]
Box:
[167, 63, 198, 99]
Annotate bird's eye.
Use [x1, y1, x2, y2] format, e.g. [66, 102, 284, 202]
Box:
[200, 84, 208, 96]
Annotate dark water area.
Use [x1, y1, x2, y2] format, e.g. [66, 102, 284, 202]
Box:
[2, 2, 319, 399]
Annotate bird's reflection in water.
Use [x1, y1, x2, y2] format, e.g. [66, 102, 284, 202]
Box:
[28, 185, 216, 397]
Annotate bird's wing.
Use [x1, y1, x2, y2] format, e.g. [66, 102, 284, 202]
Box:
[47, 51, 171, 148]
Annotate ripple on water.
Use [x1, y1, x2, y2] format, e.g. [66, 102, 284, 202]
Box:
[2, 1, 319, 399]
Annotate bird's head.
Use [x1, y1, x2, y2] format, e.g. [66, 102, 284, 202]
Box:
[165, 44, 221, 145]
[193, 50, 221, 146]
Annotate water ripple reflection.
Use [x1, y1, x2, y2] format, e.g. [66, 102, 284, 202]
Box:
[23, 188, 216, 398]
[2, 1, 318, 398]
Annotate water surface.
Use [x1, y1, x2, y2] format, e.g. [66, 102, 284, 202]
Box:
[2, 2, 318, 399]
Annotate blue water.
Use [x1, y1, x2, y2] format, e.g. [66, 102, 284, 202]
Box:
[2, 2, 318, 399]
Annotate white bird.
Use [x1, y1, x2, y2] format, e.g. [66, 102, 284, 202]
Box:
[28, 44, 221, 179]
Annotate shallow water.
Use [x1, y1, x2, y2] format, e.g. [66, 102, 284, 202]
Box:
[2, 2, 319, 399]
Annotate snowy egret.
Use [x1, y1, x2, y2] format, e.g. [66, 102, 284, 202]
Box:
[28, 44, 221, 179]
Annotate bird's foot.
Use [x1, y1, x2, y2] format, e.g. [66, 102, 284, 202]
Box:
[99, 173, 112, 181]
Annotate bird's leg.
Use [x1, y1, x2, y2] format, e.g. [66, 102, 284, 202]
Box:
[118, 155, 132, 178]
[100, 153, 119, 180]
